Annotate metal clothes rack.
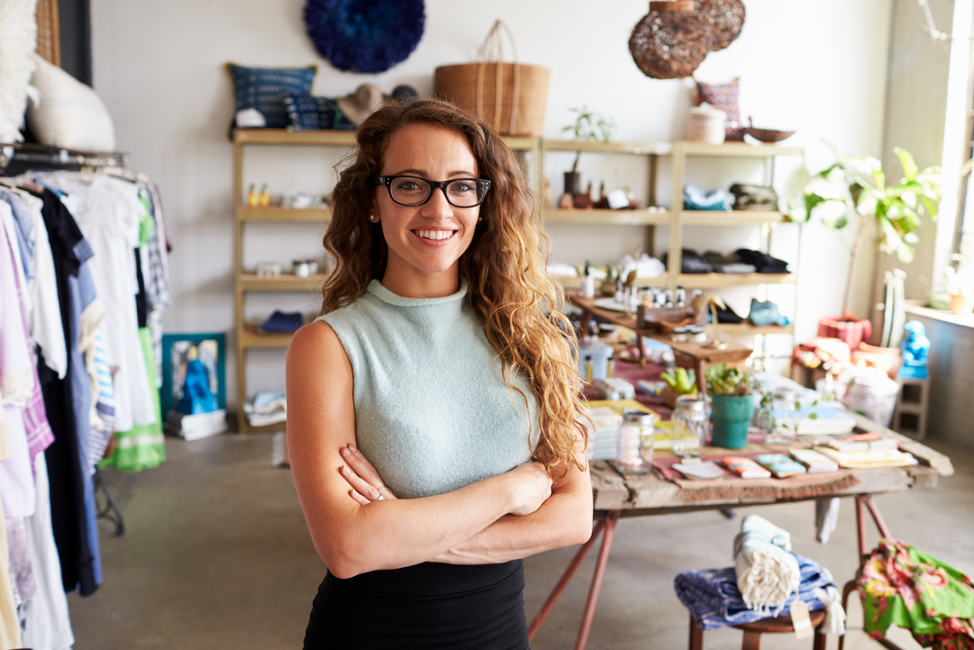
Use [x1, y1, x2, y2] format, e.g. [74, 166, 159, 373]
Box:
[0, 142, 128, 175]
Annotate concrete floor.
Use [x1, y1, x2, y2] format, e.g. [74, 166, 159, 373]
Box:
[69, 435, 974, 649]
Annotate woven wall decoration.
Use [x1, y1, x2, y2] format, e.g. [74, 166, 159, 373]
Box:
[629, 1, 712, 80]
[304, 0, 425, 73]
[697, 0, 746, 51]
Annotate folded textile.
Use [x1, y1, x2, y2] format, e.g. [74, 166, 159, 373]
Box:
[859, 539, 974, 647]
[674, 553, 838, 631]
[258, 310, 305, 333]
[734, 249, 789, 274]
[662, 249, 713, 274]
[703, 251, 757, 274]
[748, 299, 790, 327]
[729, 183, 779, 211]
[734, 514, 801, 613]
[684, 184, 732, 211]
[244, 390, 286, 415]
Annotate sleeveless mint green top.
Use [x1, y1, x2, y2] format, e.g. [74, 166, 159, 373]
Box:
[318, 280, 539, 499]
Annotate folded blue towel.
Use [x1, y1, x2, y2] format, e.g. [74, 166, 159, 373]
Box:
[684, 184, 732, 211]
[258, 310, 305, 333]
[674, 554, 835, 630]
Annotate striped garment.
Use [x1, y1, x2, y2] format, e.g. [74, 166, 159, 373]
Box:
[87, 328, 115, 474]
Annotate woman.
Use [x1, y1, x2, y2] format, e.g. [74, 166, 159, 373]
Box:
[286, 99, 592, 649]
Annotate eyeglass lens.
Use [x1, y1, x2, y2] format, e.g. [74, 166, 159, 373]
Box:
[388, 177, 488, 207]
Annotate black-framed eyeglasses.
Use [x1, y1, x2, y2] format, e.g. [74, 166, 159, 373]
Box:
[373, 175, 491, 208]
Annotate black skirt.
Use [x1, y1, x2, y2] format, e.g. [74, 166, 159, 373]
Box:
[303, 560, 530, 649]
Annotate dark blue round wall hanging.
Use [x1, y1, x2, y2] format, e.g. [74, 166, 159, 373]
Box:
[304, 0, 425, 74]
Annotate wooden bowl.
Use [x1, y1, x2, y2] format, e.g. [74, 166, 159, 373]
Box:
[743, 127, 795, 143]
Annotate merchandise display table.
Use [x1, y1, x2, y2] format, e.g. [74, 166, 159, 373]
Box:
[569, 293, 752, 396]
[527, 413, 954, 650]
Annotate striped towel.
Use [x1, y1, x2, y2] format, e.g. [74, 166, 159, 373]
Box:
[734, 514, 801, 613]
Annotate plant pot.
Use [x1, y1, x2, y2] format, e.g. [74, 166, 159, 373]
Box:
[563, 171, 581, 197]
[710, 394, 754, 449]
[949, 292, 974, 316]
[817, 311, 872, 349]
[661, 385, 696, 409]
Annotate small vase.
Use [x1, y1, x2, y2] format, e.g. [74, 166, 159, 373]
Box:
[710, 394, 754, 449]
[949, 292, 974, 315]
[563, 171, 581, 197]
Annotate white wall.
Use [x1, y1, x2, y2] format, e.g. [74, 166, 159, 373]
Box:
[91, 0, 893, 408]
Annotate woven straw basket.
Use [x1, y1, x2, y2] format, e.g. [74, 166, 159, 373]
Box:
[434, 21, 549, 137]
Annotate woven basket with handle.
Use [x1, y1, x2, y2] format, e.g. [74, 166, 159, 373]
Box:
[434, 20, 549, 137]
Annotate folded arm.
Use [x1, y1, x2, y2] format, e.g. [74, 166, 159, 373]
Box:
[340, 417, 594, 565]
[286, 321, 553, 579]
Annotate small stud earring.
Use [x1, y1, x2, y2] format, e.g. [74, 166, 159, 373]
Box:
[477, 217, 483, 223]
[369, 215, 376, 222]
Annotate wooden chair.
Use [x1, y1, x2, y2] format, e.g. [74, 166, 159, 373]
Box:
[689, 609, 827, 650]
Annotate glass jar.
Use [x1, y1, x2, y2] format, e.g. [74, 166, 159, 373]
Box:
[672, 395, 709, 454]
[617, 411, 656, 472]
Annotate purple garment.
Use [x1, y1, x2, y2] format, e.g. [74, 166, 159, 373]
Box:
[5, 517, 35, 605]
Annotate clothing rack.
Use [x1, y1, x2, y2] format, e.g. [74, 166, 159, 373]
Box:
[0, 142, 128, 175]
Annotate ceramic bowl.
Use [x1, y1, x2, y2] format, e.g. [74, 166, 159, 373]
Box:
[743, 127, 796, 143]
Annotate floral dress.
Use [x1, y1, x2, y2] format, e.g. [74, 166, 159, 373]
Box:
[858, 539, 974, 649]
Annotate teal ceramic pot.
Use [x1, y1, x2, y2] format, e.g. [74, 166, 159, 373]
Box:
[710, 394, 754, 449]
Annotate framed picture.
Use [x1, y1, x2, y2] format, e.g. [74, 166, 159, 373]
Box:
[161, 332, 226, 417]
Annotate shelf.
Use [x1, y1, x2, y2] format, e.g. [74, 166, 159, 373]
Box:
[675, 273, 796, 288]
[542, 139, 672, 155]
[236, 206, 331, 222]
[677, 141, 804, 158]
[542, 209, 670, 226]
[238, 273, 325, 292]
[233, 129, 357, 146]
[680, 210, 791, 225]
[238, 419, 287, 434]
[717, 323, 795, 336]
[501, 136, 541, 151]
[557, 276, 669, 291]
[240, 324, 295, 349]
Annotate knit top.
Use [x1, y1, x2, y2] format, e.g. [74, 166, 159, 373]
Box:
[317, 280, 539, 499]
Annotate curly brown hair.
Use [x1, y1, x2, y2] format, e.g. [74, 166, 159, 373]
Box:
[320, 99, 586, 471]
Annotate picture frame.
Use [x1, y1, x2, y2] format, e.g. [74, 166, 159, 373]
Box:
[160, 332, 227, 417]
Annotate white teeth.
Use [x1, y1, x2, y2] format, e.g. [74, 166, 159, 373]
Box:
[415, 230, 454, 241]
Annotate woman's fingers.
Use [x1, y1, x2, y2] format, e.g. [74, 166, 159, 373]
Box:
[340, 464, 383, 501]
[349, 489, 371, 506]
[339, 444, 397, 502]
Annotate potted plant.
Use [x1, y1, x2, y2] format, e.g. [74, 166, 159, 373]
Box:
[788, 148, 942, 346]
[705, 363, 754, 449]
[660, 367, 697, 409]
[561, 106, 615, 199]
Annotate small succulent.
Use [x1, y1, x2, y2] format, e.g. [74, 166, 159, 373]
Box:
[704, 363, 752, 397]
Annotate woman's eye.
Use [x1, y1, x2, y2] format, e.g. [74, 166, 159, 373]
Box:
[451, 182, 474, 193]
[394, 180, 423, 192]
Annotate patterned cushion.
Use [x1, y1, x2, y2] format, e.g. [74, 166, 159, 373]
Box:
[696, 78, 743, 141]
[282, 95, 356, 131]
[227, 64, 317, 129]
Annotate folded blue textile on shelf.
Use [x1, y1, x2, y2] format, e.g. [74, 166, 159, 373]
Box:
[673, 554, 835, 631]
[258, 310, 305, 333]
[684, 184, 732, 211]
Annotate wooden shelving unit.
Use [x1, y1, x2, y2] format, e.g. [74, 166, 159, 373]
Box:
[231, 129, 540, 433]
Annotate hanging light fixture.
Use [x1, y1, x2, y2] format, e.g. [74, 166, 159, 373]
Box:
[629, 1, 712, 80]
[696, 0, 746, 51]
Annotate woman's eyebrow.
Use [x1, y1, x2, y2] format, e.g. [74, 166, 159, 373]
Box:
[387, 169, 478, 178]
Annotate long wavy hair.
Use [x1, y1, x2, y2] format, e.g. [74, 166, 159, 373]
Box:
[320, 99, 587, 471]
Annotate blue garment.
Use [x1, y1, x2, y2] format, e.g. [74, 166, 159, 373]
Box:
[317, 280, 539, 499]
[68, 257, 103, 589]
[673, 554, 835, 630]
[684, 184, 732, 211]
[0, 189, 36, 281]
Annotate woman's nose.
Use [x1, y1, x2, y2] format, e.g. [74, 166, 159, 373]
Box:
[421, 186, 454, 218]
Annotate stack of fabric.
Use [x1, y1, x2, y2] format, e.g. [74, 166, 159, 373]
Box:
[729, 183, 778, 211]
[244, 390, 287, 427]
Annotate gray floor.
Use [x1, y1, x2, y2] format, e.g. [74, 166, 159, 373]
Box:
[69, 435, 974, 649]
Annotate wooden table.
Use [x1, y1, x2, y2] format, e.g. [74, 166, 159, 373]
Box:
[569, 294, 752, 396]
[526, 413, 955, 650]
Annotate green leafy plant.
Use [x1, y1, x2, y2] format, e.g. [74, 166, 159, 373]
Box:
[562, 106, 616, 173]
[660, 368, 696, 395]
[704, 363, 752, 397]
[788, 147, 942, 317]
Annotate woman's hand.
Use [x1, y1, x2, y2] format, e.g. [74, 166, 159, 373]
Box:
[339, 444, 397, 505]
[505, 462, 552, 516]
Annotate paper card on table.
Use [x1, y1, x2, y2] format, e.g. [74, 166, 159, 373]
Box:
[673, 461, 725, 480]
[754, 453, 808, 478]
[721, 456, 772, 479]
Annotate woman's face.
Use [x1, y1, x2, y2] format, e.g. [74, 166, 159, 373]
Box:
[373, 123, 481, 297]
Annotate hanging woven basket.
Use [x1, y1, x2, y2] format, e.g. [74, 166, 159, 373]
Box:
[629, 1, 711, 80]
[697, 0, 746, 51]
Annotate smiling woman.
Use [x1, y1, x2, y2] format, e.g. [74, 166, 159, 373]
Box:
[285, 99, 592, 649]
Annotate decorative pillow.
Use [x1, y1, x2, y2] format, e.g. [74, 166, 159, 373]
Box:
[282, 95, 355, 131]
[696, 77, 743, 141]
[0, 0, 38, 143]
[227, 64, 317, 129]
[26, 56, 116, 152]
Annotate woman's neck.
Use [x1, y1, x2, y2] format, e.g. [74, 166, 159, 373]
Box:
[380, 267, 461, 299]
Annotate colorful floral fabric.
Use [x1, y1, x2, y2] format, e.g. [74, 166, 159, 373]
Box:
[858, 539, 974, 649]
